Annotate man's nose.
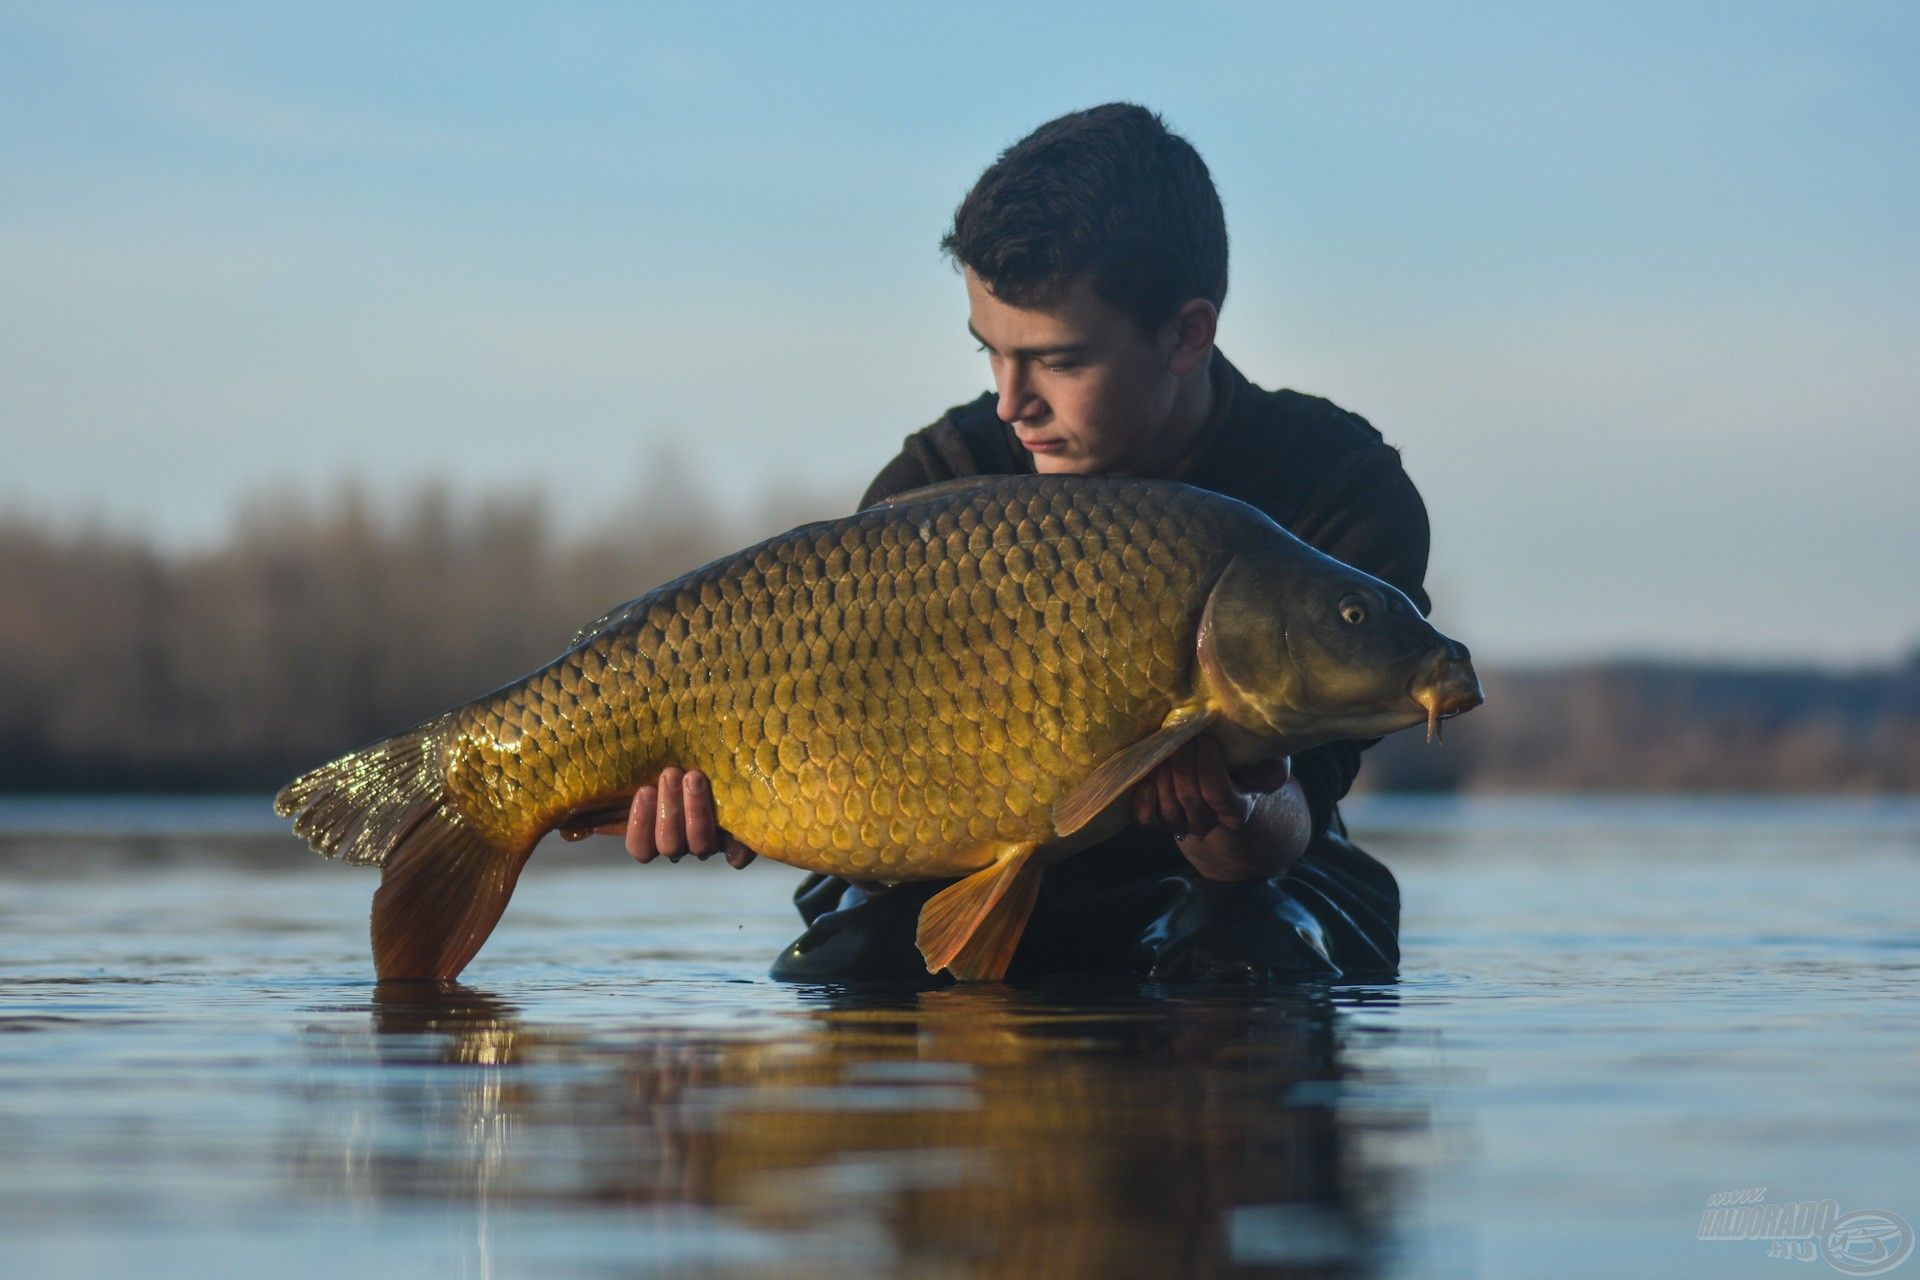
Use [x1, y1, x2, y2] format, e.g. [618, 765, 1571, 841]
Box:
[995, 363, 1042, 424]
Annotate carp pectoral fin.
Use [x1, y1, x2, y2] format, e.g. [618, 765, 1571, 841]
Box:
[1051, 706, 1217, 838]
[915, 843, 1042, 982]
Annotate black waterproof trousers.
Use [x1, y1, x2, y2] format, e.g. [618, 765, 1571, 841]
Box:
[769, 811, 1400, 985]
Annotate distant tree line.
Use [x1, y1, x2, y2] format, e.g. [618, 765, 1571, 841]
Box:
[0, 478, 835, 792]
[1360, 656, 1920, 793]
[3, 487, 1915, 793]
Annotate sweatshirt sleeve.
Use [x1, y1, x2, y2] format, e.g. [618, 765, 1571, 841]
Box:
[858, 449, 938, 509]
[858, 398, 1000, 508]
[1290, 441, 1432, 615]
[1285, 443, 1434, 842]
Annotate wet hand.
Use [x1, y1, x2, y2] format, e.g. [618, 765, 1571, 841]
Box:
[590, 767, 757, 868]
[1130, 737, 1291, 840]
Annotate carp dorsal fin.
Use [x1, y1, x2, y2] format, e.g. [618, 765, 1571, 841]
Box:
[567, 595, 652, 649]
[915, 842, 1043, 981]
[1051, 706, 1217, 838]
[861, 476, 1012, 510]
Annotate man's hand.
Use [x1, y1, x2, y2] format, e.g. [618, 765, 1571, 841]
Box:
[589, 767, 757, 869]
[1130, 737, 1305, 882]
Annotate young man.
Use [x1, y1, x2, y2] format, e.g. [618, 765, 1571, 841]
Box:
[605, 103, 1429, 982]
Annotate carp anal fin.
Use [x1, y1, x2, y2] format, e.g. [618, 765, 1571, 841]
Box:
[370, 810, 534, 981]
[275, 720, 534, 982]
[1051, 706, 1217, 838]
[916, 842, 1042, 982]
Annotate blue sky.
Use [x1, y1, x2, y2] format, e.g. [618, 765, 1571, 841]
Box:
[2, 2, 1915, 663]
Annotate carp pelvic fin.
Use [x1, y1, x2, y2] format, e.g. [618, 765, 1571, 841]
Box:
[915, 842, 1043, 982]
[275, 720, 534, 982]
[1051, 706, 1217, 838]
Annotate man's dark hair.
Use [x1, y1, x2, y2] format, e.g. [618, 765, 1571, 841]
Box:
[941, 103, 1228, 334]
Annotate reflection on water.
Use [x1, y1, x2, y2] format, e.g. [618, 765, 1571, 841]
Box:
[294, 980, 1400, 1277]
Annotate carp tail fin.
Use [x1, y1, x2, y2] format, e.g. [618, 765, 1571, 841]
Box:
[275, 719, 534, 982]
[276, 721, 449, 867]
[915, 843, 1042, 982]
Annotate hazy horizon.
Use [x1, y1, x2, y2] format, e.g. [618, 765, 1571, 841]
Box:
[4, 3, 1916, 665]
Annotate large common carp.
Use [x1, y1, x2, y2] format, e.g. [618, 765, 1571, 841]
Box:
[277, 475, 1481, 983]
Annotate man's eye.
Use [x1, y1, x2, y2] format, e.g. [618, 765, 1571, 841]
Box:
[1042, 360, 1079, 373]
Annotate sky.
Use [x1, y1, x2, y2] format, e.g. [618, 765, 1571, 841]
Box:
[2, 2, 1915, 665]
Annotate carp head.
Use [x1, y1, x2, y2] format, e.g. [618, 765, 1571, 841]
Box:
[1196, 549, 1482, 754]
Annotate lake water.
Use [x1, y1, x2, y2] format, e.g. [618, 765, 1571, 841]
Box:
[1, 795, 1915, 1278]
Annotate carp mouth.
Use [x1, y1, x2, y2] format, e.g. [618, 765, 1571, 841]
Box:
[1409, 652, 1484, 743]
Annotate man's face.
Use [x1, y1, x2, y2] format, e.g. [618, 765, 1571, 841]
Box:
[964, 268, 1191, 476]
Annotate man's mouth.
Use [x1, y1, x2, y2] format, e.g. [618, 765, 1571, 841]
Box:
[1018, 436, 1065, 454]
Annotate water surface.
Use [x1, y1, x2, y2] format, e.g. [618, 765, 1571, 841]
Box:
[1, 795, 1915, 1278]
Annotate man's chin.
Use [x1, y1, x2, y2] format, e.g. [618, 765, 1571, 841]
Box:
[1030, 452, 1093, 476]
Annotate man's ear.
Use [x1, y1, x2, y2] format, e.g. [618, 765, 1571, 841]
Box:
[1167, 299, 1219, 377]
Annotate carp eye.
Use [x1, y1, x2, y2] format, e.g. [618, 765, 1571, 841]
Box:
[1338, 594, 1369, 626]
